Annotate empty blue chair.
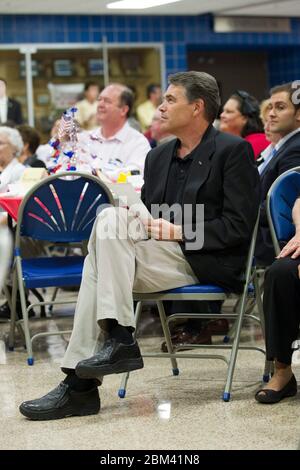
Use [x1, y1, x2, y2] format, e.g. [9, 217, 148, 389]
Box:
[267, 167, 300, 256]
[266, 166, 300, 360]
[9, 171, 114, 365]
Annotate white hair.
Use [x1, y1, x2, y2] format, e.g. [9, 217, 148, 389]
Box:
[0, 126, 24, 158]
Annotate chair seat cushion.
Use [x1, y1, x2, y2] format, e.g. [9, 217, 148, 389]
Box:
[159, 283, 254, 295]
[21, 256, 85, 288]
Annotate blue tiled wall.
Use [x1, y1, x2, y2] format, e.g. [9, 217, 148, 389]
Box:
[1, 13, 300, 86]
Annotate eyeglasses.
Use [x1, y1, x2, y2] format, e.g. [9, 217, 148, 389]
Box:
[234, 90, 258, 116]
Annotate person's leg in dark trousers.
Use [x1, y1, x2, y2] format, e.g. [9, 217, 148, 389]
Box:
[160, 300, 225, 352]
[256, 257, 300, 403]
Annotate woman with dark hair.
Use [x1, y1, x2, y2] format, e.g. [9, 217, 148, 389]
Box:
[220, 90, 269, 159]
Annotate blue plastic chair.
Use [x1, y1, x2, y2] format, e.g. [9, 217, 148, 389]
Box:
[267, 167, 300, 256]
[0, 228, 12, 328]
[9, 171, 114, 365]
[119, 212, 266, 402]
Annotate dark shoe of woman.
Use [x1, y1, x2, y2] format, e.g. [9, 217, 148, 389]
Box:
[255, 374, 297, 404]
[19, 382, 100, 420]
[207, 318, 229, 335]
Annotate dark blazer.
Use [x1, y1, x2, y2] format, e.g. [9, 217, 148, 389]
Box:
[7, 98, 23, 125]
[141, 125, 260, 293]
[24, 154, 46, 169]
[255, 130, 300, 266]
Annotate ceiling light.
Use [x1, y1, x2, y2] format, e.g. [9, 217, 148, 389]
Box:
[107, 0, 182, 10]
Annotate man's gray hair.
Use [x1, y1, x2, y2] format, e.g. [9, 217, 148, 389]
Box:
[0, 126, 24, 157]
[168, 71, 220, 123]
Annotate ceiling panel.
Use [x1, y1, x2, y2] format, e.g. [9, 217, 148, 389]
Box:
[0, 0, 299, 17]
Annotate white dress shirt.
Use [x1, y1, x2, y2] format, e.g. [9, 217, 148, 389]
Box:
[78, 121, 151, 181]
[36, 143, 53, 164]
[0, 158, 26, 193]
[258, 144, 276, 175]
[0, 96, 8, 123]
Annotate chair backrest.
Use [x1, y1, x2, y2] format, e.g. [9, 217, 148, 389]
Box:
[15, 172, 115, 246]
[267, 166, 300, 255]
[0, 227, 11, 290]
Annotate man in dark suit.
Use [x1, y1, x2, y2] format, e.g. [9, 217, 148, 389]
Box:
[255, 82, 300, 267]
[0, 77, 23, 125]
[19, 71, 260, 421]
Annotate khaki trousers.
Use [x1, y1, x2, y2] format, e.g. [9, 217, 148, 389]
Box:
[62, 207, 198, 369]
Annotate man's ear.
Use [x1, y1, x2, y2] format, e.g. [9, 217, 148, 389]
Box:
[193, 98, 205, 117]
[240, 114, 248, 125]
[121, 105, 129, 118]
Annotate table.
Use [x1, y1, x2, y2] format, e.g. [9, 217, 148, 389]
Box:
[0, 195, 23, 233]
[0, 195, 23, 222]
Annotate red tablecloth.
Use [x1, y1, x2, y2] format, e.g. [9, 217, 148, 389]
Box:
[0, 196, 23, 221]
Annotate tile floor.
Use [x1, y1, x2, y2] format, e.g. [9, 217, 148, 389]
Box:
[0, 292, 299, 450]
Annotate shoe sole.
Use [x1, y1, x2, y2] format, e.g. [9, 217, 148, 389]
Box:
[76, 357, 144, 379]
[19, 403, 100, 421]
[161, 339, 212, 353]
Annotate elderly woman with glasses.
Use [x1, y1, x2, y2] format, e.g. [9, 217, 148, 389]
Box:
[0, 126, 25, 193]
[220, 90, 269, 159]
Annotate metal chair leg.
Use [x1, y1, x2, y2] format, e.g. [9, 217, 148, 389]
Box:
[253, 272, 270, 381]
[48, 287, 59, 313]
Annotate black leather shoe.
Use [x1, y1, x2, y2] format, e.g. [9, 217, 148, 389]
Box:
[255, 374, 297, 404]
[19, 382, 100, 420]
[0, 301, 35, 320]
[0, 302, 11, 320]
[76, 338, 144, 379]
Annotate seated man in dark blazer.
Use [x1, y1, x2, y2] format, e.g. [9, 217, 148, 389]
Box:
[0, 77, 23, 125]
[255, 196, 300, 404]
[255, 82, 300, 266]
[19, 71, 260, 421]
